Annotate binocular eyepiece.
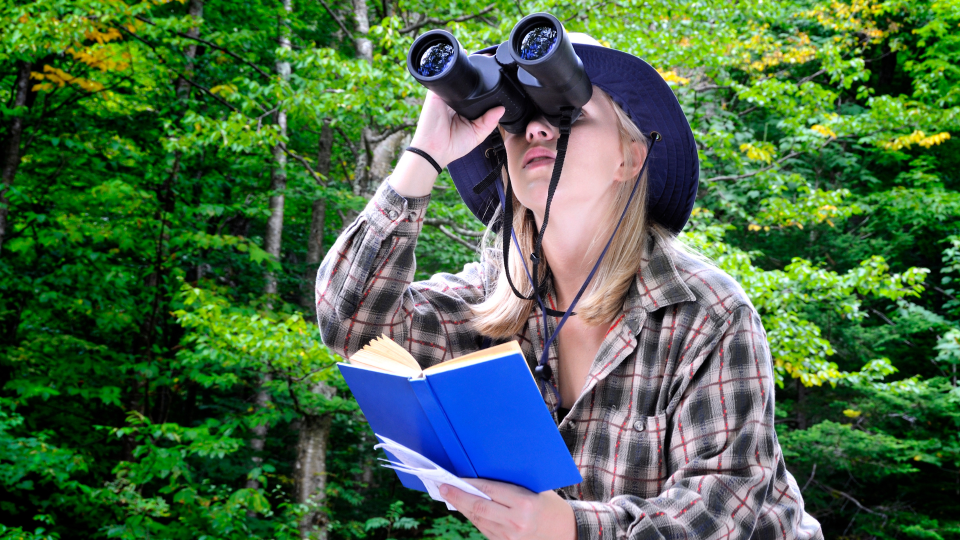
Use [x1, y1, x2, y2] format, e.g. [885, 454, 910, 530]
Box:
[406, 13, 593, 134]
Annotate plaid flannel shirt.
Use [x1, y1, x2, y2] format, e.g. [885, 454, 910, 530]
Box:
[316, 181, 823, 540]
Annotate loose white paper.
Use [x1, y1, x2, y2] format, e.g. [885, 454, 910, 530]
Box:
[374, 434, 491, 511]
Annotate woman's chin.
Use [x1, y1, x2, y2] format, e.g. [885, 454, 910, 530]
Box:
[512, 185, 549, 215]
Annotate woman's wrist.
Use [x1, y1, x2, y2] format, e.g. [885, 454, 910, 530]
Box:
[388, 149, 441, 198]
[408, 132, 452, 168]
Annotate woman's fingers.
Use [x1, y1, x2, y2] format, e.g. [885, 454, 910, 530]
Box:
[461, 477, 533, 507]
[411, 95, 504, 166]
[441, 484, 509, 523]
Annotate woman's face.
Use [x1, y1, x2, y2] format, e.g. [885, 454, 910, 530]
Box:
[501, 90, 636, 223]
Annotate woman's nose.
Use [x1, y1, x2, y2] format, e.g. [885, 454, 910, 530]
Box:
[525, 117, 556, 143]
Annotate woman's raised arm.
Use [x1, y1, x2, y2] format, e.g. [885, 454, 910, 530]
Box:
[314, 95, 503, 367]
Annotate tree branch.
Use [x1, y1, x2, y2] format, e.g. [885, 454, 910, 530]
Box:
[423, 220, 479, 250]
[562, 1, 610, 22]
[134, 15, 270, 79]
[801, 463, 816, 492]
[133, 15, 272, 80]
[317, 0, 354, 39]
[173, 69, 239, 112]
[334, 126, 358, 160]
[284, 375, 308, 417]
[367, 122, 416, 144]
[815, 481, 887, 520]
[284, 147, 327, 185]
[119, 26, 238, 112]
[933, 284, 959, 304]
[797, 68, 826, 86]
[182, 35, 271, 80]
[423, 218, 483, 237]
[869, 307, 950, 377]
[694, 84, 730, 93]
[400, 4, 496, 34]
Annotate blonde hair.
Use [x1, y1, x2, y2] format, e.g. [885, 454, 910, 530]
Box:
[472, 89, 670, 338]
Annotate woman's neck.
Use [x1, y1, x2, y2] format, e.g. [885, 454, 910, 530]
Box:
[538, 210, 611, 310]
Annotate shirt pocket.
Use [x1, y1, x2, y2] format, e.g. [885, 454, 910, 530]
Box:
[604, 409, 669, 500]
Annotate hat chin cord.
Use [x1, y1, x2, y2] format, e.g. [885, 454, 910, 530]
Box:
[475, 109, 660, 411]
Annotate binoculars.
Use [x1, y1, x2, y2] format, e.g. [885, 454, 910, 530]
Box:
[406, 13, 593, 134]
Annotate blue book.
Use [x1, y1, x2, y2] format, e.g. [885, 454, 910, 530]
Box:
[338, 337, 582, 494]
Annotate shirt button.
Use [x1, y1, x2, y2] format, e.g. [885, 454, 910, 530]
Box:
[568, 420, 576, 428]
[633, 420, 645, 432]
[387, 210, 398, 220]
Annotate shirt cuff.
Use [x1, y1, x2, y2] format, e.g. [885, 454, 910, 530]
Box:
[362, 179, 431, 237]
[569, 500, 620, 540]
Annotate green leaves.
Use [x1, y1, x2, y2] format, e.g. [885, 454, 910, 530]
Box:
[1, 0, 958, 537]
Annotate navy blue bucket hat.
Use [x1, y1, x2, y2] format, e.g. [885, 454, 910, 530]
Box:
[447, 39, 699, 233]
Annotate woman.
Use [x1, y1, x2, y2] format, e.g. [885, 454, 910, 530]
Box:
[316, 33, 822, 540]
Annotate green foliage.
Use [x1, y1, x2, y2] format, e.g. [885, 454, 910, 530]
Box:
[1, 0, 959, 538]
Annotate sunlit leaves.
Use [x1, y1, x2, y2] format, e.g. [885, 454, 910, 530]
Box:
[683, 208, 928, 386]
[881, 130, 952, 151]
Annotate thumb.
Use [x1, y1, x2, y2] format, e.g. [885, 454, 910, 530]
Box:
[474, 105, 505, 133]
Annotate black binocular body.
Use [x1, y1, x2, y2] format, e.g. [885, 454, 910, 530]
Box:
[406, 13, 593, 134]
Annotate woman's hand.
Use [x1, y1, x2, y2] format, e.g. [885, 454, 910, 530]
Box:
[410, 92, 505, 169]
[389, 93, 504, 198]
[439, 480, 577, 540]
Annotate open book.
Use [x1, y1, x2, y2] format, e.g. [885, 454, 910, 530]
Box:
[338, 335, 582, 495]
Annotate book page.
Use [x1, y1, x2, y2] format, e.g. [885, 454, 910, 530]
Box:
[423, 341, 523, 375]
[349, 335, 422, 377]
[374, 434, 490, 511]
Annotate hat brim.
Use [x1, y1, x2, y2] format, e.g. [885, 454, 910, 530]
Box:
[446, 43, 699, 233]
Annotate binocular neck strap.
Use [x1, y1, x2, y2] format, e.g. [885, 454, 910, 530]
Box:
[536, 132, 660, 410]
[493, 128, 661, 411]
[487, 110, 576, 316]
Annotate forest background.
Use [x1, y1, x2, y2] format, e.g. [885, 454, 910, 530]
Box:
[1, 0, 959, 538]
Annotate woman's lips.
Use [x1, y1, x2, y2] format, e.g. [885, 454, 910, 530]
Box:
[525, 156, 555, 169]
[522, 147, 558, 169]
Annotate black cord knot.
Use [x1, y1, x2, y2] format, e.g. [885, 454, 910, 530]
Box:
[534, 363, 553, 381]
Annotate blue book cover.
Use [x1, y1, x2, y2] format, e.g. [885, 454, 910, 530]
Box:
[337, 340, 582, 494]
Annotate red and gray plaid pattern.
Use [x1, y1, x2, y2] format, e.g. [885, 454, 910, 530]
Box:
[316, 182, 823, 540]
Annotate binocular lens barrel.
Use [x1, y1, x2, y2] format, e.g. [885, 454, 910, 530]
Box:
[407, 30, 482, 105]
[405, 14, 591, 131]
[508, 13, 592, 119]
[518, 25, 558, 61]
[417, 43, 455, 77]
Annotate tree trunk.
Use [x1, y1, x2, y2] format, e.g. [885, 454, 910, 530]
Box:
[293, 383, 336, 539]
[175, 0, 204, 100]
[294, 123, 336, 538]
[263, 15, 291, 294]
[300, 122, 334, 313]
[345, 2, 406, 218]
[245, 372, 274, 491]
[352, 0, 372, 63]
[796, 378, 807, 430]
[351, 128, 406, 196]
[343, 128, 406, 228]
[0, 61, 33, 254]
[247, 0, 292, 494]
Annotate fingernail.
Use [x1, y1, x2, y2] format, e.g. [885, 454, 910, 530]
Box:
[439, 485, 449, 496]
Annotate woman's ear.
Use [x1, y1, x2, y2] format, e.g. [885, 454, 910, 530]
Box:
[614, 138, 646, 183]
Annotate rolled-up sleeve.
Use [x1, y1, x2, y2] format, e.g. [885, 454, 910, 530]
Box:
[315, 180, 489, 368]
[568, 305, 816, 539]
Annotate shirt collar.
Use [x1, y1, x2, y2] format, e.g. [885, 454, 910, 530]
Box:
[621, 233, 696, 332]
